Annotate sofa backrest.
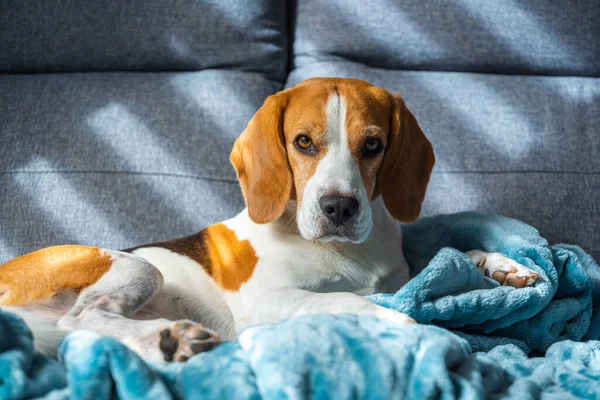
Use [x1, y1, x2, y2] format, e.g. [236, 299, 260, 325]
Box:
[293, 0, 600, 77]
[0, 0, 288, 81]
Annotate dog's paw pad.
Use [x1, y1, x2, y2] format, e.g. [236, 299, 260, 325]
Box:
[491, 270, 507, 283]
[482, 253, 540, 288]
[505, 276, 528, 289]
[158, 321, 220, 362]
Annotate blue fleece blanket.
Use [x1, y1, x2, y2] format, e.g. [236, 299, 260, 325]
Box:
[1, 212, 599, 399]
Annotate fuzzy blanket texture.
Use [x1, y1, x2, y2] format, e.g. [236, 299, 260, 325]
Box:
[1, 212, 599, 399]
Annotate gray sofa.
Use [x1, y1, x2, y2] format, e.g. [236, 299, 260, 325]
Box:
[1, 1, 598, 264]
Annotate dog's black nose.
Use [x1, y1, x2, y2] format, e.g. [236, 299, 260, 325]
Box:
[319, 195, 359, 225]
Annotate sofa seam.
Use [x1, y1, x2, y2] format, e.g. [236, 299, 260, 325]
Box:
[0, 68, 287, 86]
[0, 170, 239, 183]
[292, 56, 600, 79]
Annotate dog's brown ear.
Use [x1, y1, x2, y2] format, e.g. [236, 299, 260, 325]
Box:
[378, 94, 435, 222]
[230, 94, 293, 224]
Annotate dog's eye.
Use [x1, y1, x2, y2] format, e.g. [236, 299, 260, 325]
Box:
[296, 135, 312, 149]
[295, 135, 315, 154]
[363, 137, 383, 158]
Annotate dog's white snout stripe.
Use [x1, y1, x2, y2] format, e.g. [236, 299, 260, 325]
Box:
[296, 93, 373, 242]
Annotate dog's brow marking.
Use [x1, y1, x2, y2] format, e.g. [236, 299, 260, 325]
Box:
[0, 245, 113, 306]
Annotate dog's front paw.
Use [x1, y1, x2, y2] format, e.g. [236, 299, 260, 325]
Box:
[122, 320, 220, 363]
[470, 251, 540, 288]
[158, 320, 220, 362]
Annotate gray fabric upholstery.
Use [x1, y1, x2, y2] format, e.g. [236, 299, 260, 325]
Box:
[287, 61, 600, 259]
[1, 174, 243, 263]
[0, 71, 280, 262]
[0, 0, 288, 81]
[294, 0, 600, 76]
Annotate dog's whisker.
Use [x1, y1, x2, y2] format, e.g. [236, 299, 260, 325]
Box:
[284, 212, 298, 232]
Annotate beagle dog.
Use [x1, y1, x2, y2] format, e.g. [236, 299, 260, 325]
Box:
[0, 78, 539, 362]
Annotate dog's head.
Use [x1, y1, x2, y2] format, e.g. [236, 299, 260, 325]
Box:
[230, 78, 435, 243]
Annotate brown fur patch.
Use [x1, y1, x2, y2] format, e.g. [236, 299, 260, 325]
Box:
[198, 224, 258, 291]
[134, 224, 258, 292]
[0, 245, 113, 306]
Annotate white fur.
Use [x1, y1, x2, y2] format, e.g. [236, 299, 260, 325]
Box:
[8, 308, 69, 357]
[131, 247, 237, 339]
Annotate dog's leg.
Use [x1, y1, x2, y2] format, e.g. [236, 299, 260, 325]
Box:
[246, 287, 415, 330]
[466, 250, 540, 288]
[57, 251, 219, 362]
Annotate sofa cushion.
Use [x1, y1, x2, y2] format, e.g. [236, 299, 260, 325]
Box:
[0, 71, 281, 262]
[0, 0, 288, 81]
[287, 61, 600, 259]
[293, 0, 600, 77]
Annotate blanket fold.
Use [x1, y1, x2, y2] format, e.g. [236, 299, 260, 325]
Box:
[369, 212, 600, 353]
[1, 212, 599, 399]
